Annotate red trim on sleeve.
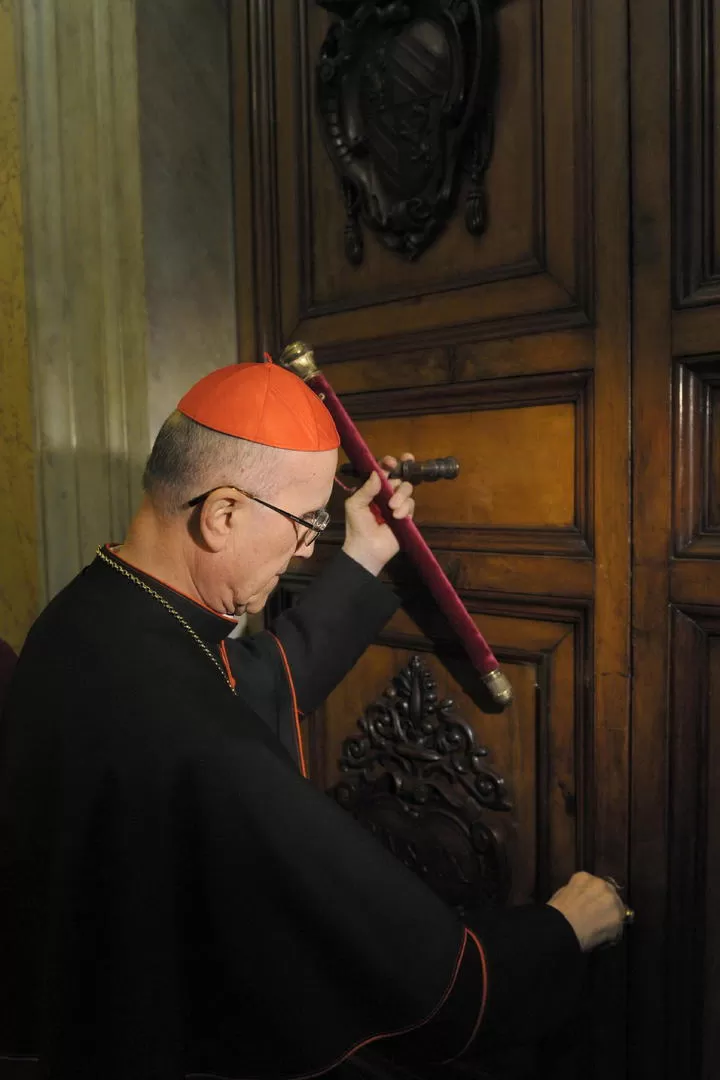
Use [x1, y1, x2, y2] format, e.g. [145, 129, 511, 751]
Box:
[345, 928, 470, 1060]
[444, 927, 489, 1062]
[183, 928, 470, 1080]
[268, 632, 308, 779]
[183, 933, 471, 1080]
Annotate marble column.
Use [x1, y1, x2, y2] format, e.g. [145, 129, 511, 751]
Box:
[0, 0, 38, 649]
[16, 0, 237, 609]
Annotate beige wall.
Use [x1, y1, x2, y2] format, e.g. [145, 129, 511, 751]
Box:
[0, 0, 37, 651]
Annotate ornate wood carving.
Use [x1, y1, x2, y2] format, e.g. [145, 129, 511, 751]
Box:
[329, 655, 511, 908]
[315, 0, 500, 264]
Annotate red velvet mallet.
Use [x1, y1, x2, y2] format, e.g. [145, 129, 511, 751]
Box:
[277, 342, 513, 709]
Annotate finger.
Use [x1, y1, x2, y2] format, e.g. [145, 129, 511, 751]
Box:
[379, 455, 398, 475]
[348, 469, 381, 507]
[399, 452, 414, 461]
[388, 481, 414, 509]
[606, 927, 624, 949]
[570, 871, 593, 887]
[600, 877, 625, 907]
[613, 912, 626, 941]
[392, 498, 415, 520]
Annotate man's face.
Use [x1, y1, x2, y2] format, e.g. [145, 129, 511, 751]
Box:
[196, 448, 338, 617]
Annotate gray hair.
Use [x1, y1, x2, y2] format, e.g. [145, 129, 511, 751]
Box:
[143, 411, 283, 514]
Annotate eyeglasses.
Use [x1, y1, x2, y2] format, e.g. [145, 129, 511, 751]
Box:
[187, 486, 330, 547]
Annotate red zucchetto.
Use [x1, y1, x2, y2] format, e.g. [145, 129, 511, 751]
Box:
[177, 360, 339, 452]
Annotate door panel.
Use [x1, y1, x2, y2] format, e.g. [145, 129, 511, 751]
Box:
[347, 407, 576, 527]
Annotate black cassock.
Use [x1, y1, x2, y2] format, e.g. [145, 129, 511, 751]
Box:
[0, 549, 583, 1080]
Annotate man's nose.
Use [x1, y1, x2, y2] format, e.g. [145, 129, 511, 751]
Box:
[295, 535, 316, 559]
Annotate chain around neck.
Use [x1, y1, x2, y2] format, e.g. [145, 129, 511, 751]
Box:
[95, 546, 235, 693]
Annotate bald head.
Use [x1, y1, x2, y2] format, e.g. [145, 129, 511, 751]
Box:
[142, 412, 288, 516]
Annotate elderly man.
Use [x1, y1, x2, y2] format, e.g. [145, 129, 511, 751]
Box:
[0, 361, 624, 1080]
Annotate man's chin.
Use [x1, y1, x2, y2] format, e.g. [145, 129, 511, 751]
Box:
[241, 576, 281, 615]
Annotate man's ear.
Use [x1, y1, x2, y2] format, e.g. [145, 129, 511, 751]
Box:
[197, 488, 247, 552]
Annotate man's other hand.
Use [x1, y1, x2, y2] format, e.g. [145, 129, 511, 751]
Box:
[548, 872, 627, 952]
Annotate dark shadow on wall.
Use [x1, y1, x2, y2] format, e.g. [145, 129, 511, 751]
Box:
[136, 0, 238, 438]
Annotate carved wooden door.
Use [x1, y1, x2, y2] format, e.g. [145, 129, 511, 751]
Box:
[231, 1, 630, 1076]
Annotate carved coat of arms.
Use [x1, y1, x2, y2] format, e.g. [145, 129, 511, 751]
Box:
[316, 0, 500, 263]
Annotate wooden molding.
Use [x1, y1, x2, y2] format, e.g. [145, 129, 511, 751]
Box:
[672, 0, 720, 308]
[673, 355, 720, 558]
[313, 305, 592, 363]
[667, 605, 720, 1077]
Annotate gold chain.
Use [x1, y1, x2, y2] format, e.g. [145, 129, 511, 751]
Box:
[95, 546, 235, 693]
